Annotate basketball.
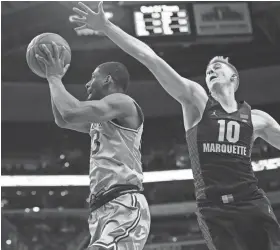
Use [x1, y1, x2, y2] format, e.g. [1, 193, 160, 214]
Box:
[26, 33, 71, 78]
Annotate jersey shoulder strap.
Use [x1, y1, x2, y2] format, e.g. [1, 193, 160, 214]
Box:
[109, 98, 144, 133]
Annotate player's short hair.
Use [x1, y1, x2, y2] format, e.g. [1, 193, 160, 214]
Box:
[98, 62, 130, 93]
[207, 56, 239, 91]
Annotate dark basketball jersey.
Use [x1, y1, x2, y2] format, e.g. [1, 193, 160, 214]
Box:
[186, 96, 258, 201]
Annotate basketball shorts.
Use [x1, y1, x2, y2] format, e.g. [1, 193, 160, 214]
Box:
[87, 193, 151, 250]
[196, 194, 280, 250]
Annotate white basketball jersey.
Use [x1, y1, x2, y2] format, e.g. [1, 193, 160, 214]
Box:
[89, 103, 144, 195]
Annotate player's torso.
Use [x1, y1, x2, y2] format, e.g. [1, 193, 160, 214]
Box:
[89, 120, 143, 195]
[186, 96, 258, 200]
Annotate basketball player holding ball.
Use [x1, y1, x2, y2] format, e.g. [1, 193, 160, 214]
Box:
[70, 2, 280, 250]
[35, 42, 150, 249]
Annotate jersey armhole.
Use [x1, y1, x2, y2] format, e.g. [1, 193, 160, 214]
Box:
[110, 100, 144, 133]
[185, 96, 211, 133]
[197, 95, 212, 123]
[133, 101, 144, 126]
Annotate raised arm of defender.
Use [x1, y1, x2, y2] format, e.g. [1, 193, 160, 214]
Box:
[252, 109, 280, 150]
[71, 2, 208, 127]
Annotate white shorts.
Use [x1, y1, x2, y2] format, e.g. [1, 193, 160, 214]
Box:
[87, 193, 151, 250]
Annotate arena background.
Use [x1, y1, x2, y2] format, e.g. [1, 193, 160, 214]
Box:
[1, 1, 280, 250]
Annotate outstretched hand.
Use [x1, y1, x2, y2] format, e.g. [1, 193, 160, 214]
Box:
[36, 42, 70, 79]
[70, 1, 108, 32]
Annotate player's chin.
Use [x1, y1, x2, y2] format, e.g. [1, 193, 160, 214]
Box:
[209, 81, 222, 92]
[207, 81, 216, 90]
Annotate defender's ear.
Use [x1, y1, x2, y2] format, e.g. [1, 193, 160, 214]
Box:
[104, 75, 113, 84]
[230, 74, 237, 82]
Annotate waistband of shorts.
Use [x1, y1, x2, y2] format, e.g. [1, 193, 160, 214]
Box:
[89, 185, 142, 212]
[197, 186, 265, 207]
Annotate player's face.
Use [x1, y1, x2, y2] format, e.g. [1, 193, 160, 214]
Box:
[85, 68, 105, 100]
[205, 62, 234, 92]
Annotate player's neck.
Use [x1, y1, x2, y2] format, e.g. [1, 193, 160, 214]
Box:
[211, 88, 237, 112]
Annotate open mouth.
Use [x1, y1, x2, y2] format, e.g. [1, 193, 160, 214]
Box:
[209, 75, 218, 82]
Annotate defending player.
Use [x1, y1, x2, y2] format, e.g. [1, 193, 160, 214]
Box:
[36, 44, 150, 250]
[70, 2, 280, 250]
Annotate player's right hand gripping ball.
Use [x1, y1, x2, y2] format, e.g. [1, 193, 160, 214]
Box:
[26, 33, 71, 78]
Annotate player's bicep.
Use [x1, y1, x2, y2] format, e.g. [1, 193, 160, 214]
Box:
[252, 109, 280, 149]
[63, 94, 134, 124]
[144, 55, 208, 104]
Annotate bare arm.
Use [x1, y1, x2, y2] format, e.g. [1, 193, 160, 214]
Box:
[47, 76, 135, 124]
[50, 94, 90, 133]
[71, 2, 208, 106]
[48, 76, 80, 119]
[102, 21, 208, 103]
[252, 109, 280, 150]
[50, 95, 67, 127]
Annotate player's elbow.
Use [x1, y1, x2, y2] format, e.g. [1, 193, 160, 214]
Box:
[54, 119, 67, 128]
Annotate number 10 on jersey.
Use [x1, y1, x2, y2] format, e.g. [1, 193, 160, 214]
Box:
[217, 120, 240, 143]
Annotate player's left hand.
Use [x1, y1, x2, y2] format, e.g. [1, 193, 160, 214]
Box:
[70, 2, 107, 33]
[36, 42, 70, 79]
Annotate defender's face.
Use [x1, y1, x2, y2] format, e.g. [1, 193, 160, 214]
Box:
[205, 62, 233, 91]
[85, 68, 104, 100]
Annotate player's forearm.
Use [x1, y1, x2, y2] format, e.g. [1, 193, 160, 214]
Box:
[103, 21, 157, 66]
[47, 76, 80, 119]
[50, 96, 67, 127]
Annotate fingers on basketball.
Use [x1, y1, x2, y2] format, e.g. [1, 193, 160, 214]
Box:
[35, 54, 49, 66]
[51, 42, 59, 60]
[64, 64, 70, 74]
[60, 46, 67, 62]
[40, 44, 54, 63]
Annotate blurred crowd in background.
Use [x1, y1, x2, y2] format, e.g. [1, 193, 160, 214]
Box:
[2, 116, 280, 250]
[2, 117, 279, 176]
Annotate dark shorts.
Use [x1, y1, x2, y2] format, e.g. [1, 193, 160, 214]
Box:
[196, 194, 280, 250]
